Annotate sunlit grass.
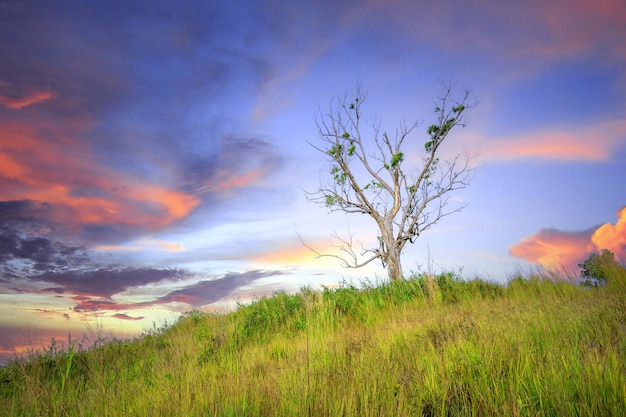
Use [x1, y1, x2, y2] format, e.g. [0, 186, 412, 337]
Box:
[1, 270, 624, 416]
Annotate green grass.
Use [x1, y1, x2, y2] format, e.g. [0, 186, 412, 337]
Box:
[1, 269, 625, 416]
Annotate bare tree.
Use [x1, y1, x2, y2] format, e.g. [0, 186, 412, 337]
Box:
[306, 83, 475, 281]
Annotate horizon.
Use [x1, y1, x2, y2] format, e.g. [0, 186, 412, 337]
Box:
[1, 0, 625, 364]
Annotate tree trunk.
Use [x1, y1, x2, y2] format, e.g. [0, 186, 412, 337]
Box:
[386, 244, 404, 282]
[382, 216, 403, 282]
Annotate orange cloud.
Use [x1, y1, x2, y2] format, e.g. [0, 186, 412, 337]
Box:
[510, 207, 626, 270]
[509, 228, 594, 271]
[0, 121, 200, 235]
[469, 119, 626, 162]
[253, 244, 319, 265]
[591, 207, 626, 258]
[251, 239, 347, 268]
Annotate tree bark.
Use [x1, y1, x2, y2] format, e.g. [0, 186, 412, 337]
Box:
[386, 246, 403, 281]
[382, 217, 403, 281]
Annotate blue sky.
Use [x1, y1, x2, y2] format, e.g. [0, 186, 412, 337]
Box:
[1, 0, 625, 364]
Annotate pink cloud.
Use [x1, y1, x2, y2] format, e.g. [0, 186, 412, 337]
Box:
[0, 82, 56, 109]
[0, 121, 200, 236]
[510, 207, 626, 271]
[509, 228, 595, 271]
[527, 0, 626, 60]
[200, 167, 270, 195]
[468, 119, 626, 162]
[360, 0, 626, 68]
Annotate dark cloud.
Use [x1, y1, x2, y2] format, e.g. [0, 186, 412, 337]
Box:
[34, 267, 190, 299]
[69, 270, 283, 312]
[73, 298, 134, 313]
[157, 270, 283, 308]
[112, 313, 144, 321]
[0, 200, 53, 231]
[0, 200, 90, 275]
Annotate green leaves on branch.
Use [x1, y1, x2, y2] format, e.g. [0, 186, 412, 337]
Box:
[328, 144, 343, 157]
[426, 117, 456, 152]
[341, 134, 356, 156]
[426, 103, 464, 152]
[364, 180, 383, 191]
[390, 152, 404, 167]
[435, 104, 465, 114]
[384, 152, 403, 169]
[331, 165, 347, 184]
[328, 136, 355, 158]
[325, 194, 343, 207]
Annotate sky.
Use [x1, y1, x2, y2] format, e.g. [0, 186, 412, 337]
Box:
[1, 0, 625, 364]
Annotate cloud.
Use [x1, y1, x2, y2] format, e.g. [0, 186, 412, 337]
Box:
[0, 82, 56, 110]
[509, 228, 595, 271]
[591, 206, 626, 256]
[510, 207, 626, 270]
[377, 0, 626, 64]
[0, 121, 282, 250]
[156, 270, 284, 308]
[0, 122, 202, 242]
[33, 268, 190, 299]
[0, 200, 90, 275]
[0, 233, 89, 273]
[525, 0, 626, 61]
[65, 270, 283, 313]
[0, 2, 285, 253]
[112, 313, 144, 321]
[467, 119, 626, 162]
[94, 238, 184, 253]
[186, 136, 283, 196]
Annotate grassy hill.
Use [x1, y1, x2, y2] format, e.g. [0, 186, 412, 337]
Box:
[1, 268, 625, 416]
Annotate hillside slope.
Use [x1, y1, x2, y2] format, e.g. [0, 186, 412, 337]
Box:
[1, 272, 625, 416]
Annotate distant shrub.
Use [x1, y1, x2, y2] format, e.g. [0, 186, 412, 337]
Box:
[579, 249, 618, 288]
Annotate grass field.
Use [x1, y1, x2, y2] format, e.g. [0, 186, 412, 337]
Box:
[1, 266, 625, 416]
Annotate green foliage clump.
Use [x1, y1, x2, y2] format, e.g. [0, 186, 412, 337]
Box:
[579, 249, 619, 288]
[236, 291, 306, 341]
[390, 151, 404, 167]
[322, 282, 367, 320]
